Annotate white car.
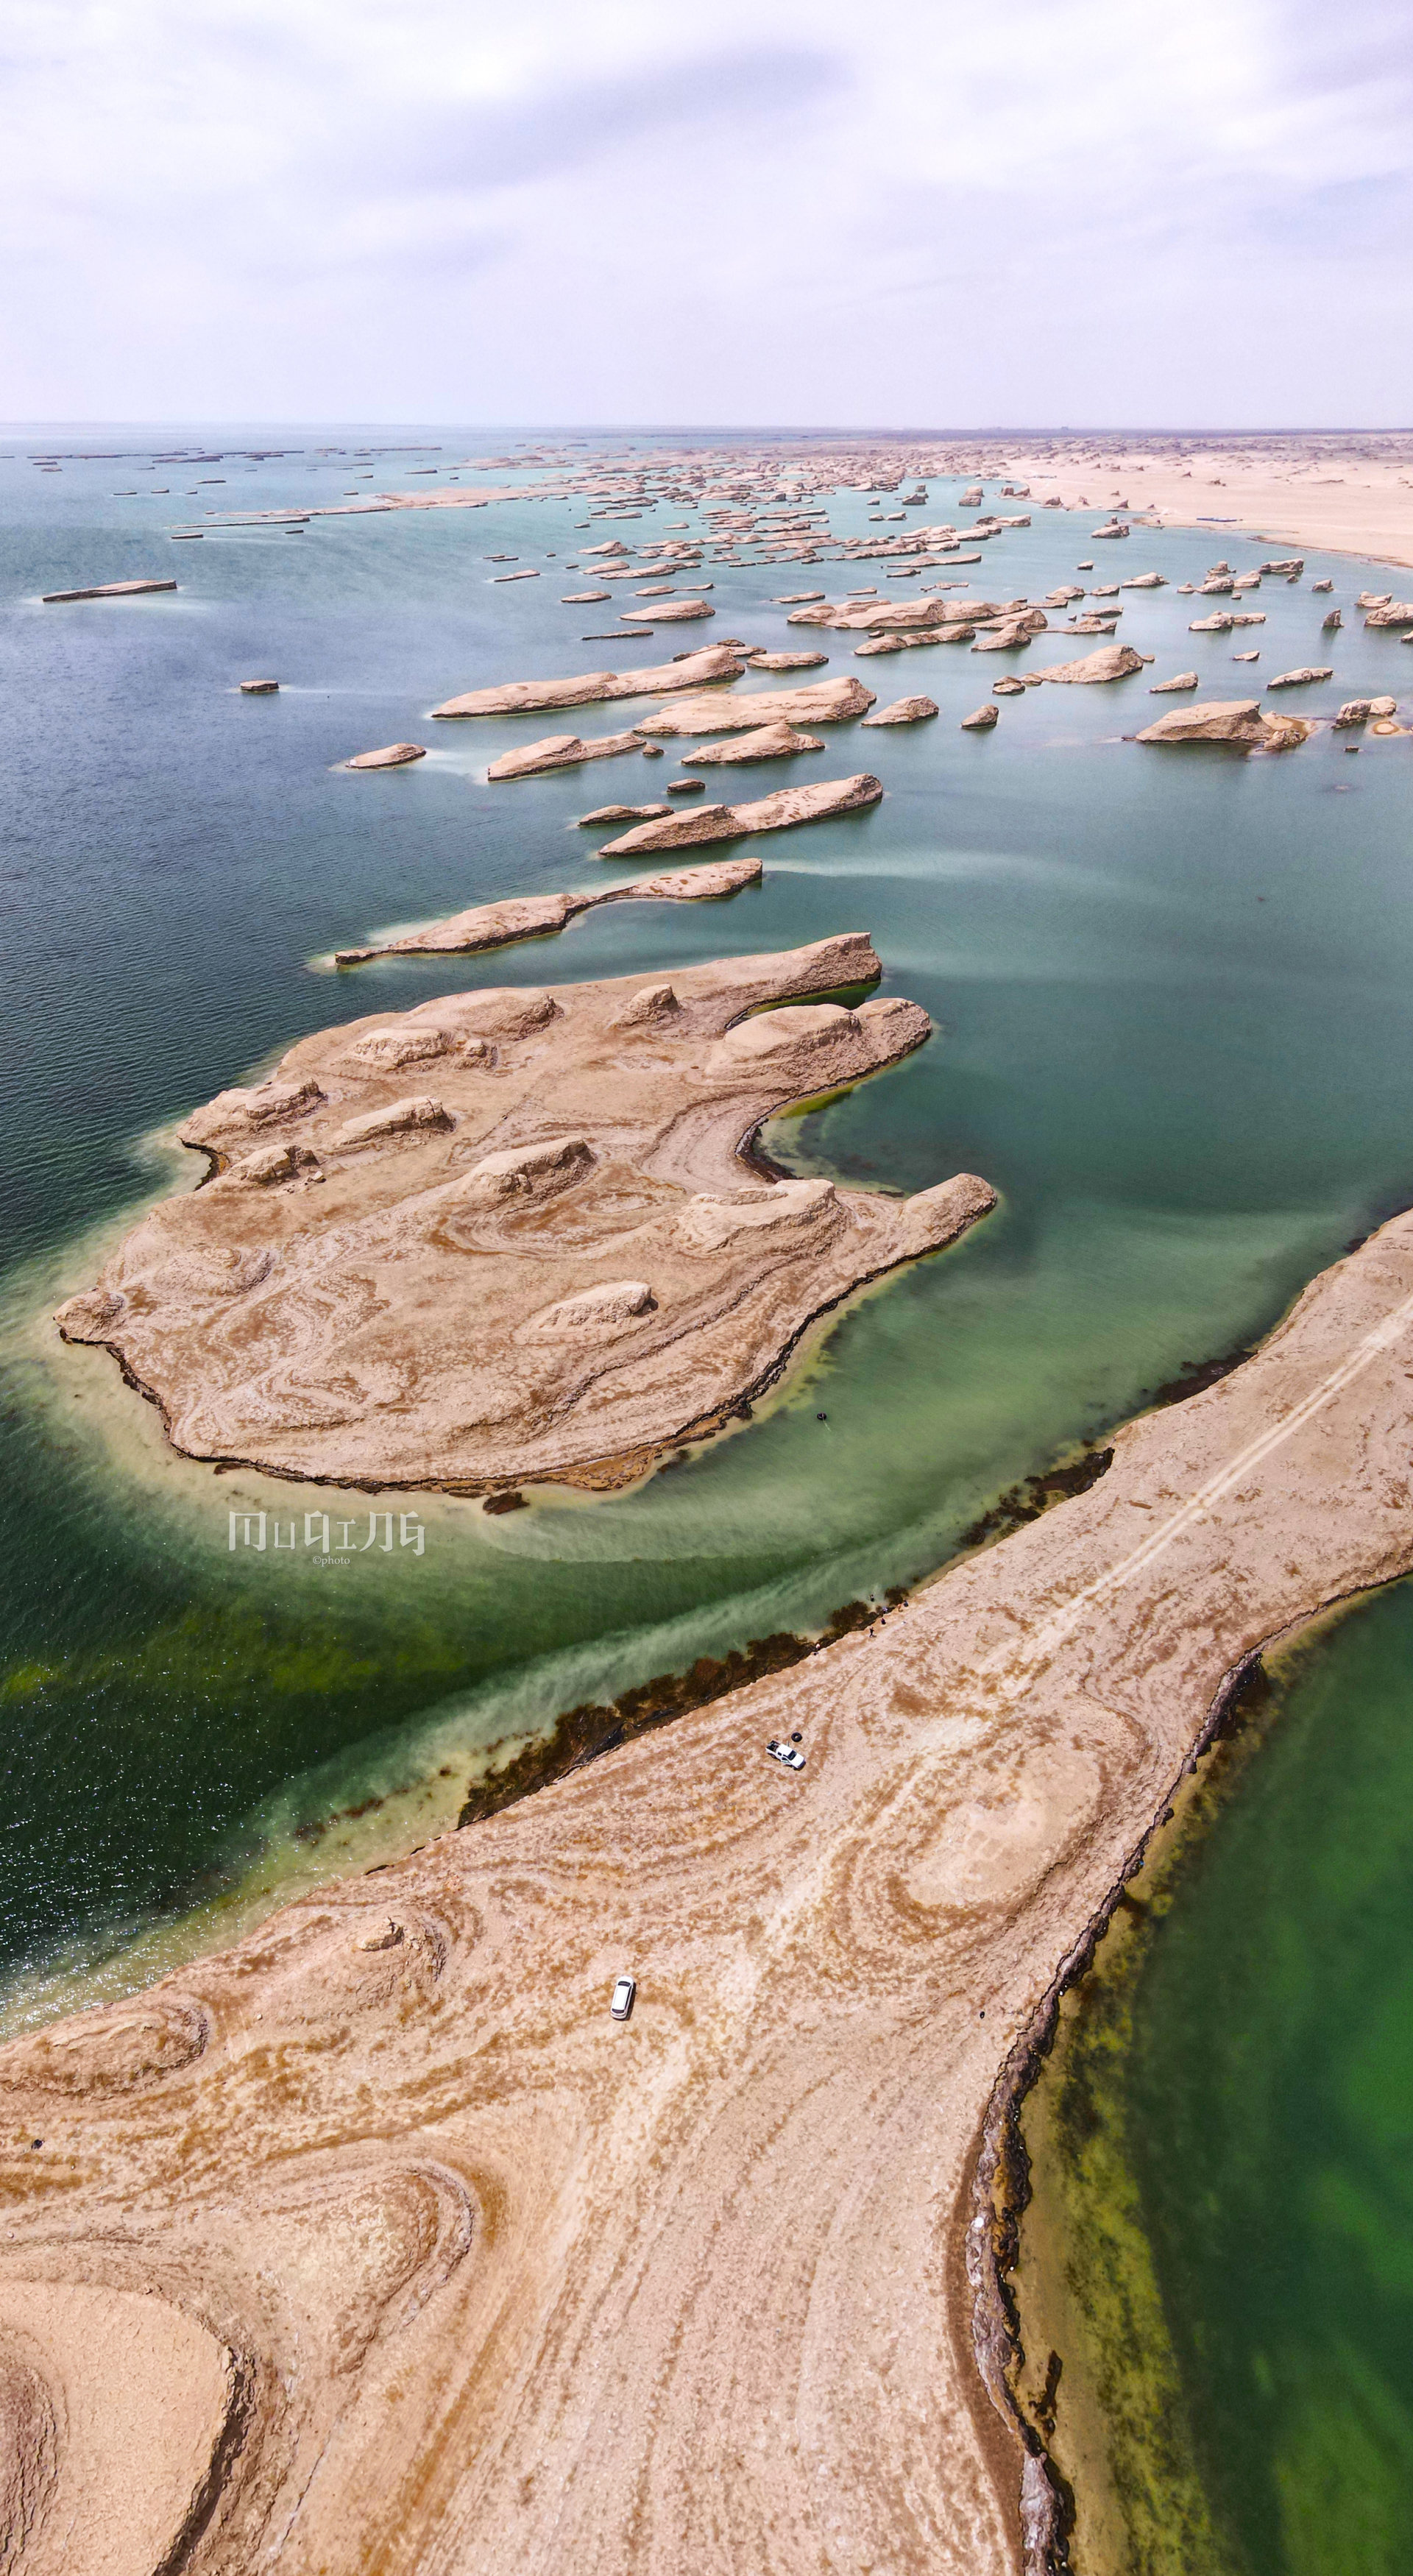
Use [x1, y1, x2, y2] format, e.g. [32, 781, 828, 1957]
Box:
[609, 1975, 636, 2022]
[766, 1739, 806, 1772]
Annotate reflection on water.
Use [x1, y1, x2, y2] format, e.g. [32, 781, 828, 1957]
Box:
[3, 431, 1412, 2031]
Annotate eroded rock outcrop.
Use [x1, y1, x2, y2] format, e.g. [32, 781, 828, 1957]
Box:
[42, 578, 178, 603]
[431, 645, 744, 719]
[55, 937, 991, 1491]
[344, 743, 428, 771]
[1333, 697, 1397, 728]
[680, 723, 825, 765]
[860, 696, 938, 725]
[486, 730, 647, 781]
[1033, 643, 1144, 684]
[1136, 698, 1313, 750]
[746, 651, 829, 671]
[619, 601, 714, 625]
[635, 676, 875, 736]
[333, 856, 762, 964]
[597, 774, 882, 855]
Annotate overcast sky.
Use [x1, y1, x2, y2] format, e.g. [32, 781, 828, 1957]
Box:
[4, 0, 1410, 426]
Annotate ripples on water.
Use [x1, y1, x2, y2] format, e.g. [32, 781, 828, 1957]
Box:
[2, 429, 1411, 2045]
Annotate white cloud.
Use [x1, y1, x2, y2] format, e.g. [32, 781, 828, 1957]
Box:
[1, 0, 1410, 421]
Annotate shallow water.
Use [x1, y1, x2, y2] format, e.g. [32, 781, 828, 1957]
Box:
[1016, 1582, 1413, 2576]
[3, 427, 1412, 2028]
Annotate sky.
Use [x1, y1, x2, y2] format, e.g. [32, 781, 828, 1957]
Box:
[3, 0, 1412, 427]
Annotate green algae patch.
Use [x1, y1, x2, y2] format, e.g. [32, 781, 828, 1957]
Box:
[1013, 1590, 1413, 2576]
[1010, 1670, 1280, 2576]
[1012, 1892, 1241, 2576]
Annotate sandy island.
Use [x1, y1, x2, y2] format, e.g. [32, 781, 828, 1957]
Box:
[17, 427, 1413, 2575]
[13, 1209, 1413, 2572]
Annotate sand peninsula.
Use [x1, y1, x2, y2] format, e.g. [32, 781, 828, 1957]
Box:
[54, 937, 993, 1495]
[14, 1209, 1413, 2572]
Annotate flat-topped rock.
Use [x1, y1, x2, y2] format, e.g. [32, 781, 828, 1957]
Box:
[239, 678, 280, 694]
[344, 742, 428, 770]
[333, 855, 762, 964]
[619, 600, 714, 624]
[487, 729, 645, 780]
[681, 722, 825, 765]
[1364, 601, 1413, 627]
[802, 596, 1007, 635]
[635, 675, 874, 737]
[577, 802, 673, 824]
[1136, 698, 1313, 750]
[746, 650, 829, 670]
[973, 617, 1044, 654]
[57, 936, 992, 1491]
[431, 644, 743, 719]
[42, 578, 177, 603]
[860, 695, 938, 724]
[1033, 643, 1144, 684]
[598, 774, 883, 856]
[1267, 665, 1334, 688]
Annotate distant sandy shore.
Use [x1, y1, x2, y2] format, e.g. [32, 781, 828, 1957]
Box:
[1002, 431, 1413, 570]
[10, 1209, 1413, 2572]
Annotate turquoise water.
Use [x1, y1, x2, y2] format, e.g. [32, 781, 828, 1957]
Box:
[4, 426, 1413, 2021]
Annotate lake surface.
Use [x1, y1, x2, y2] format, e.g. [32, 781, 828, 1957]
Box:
[1016, 1581, 1413, 2576]
[3, 426, 1412, 2076]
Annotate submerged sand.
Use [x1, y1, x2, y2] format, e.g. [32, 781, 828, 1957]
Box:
[11, 1211, 1413, 2572]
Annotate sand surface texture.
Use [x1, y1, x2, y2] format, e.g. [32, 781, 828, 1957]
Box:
[13, 1213, 1413, 2572]
[53, 938, 991, 1493]
[1002, 431, 1413, 568]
